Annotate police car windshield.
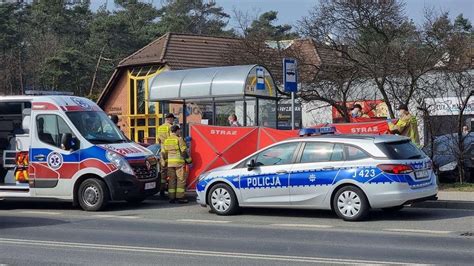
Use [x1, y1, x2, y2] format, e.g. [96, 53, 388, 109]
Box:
[67, 111, 128, 144]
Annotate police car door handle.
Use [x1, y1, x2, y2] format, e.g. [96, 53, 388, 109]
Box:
[276, 170, 288, 175]
[34, 154, 45, 161]
[323, 166, 334, 170]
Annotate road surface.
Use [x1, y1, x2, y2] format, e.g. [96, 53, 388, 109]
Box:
[0, 199, 473, 265]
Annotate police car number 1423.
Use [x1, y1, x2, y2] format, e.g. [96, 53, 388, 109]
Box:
[352, 169, 376, 178]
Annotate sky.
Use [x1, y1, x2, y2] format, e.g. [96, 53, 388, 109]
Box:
[90, 0, 474, 29]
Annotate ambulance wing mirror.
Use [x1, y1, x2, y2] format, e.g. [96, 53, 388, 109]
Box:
[246, 159, 256, 171]
[61, 133, 79, 151]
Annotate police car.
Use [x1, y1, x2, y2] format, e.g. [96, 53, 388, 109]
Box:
[196, 128, 438, 221]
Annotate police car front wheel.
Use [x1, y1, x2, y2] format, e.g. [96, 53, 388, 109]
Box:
[208, 184, 239, 215]
[333, 186, 369, 221]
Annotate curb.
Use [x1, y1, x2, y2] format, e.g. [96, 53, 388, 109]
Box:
[150, 194, 473, 210]
[411, 200, 474, 210]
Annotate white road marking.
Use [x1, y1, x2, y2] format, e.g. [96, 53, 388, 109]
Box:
[384, 228, 453, 234]
[20, 211, 61, 215]
[271, 223, 333, 228]
[177, 219, 231, 224]
[0, 237, 416, 265]
[92, 214, 119, 218]
[118, 216, 140, 219]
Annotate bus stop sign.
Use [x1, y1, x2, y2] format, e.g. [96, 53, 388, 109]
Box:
[283, 58, 297, 92]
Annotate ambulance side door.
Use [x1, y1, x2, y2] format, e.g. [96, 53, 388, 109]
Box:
[238, 142, 300, 206]
[30, 113, 80, 196]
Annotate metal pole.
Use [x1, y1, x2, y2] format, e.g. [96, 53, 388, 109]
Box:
[182, 100, 187, 137]
[291, 92, 295, 130]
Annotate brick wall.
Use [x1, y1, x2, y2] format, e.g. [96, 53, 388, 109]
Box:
[102, 70, 130, 137]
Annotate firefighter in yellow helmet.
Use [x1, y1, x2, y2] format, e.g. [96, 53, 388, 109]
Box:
[157, 113, 176, 198]
[388, 104, 420, 146]
[161, 125, 192, 203]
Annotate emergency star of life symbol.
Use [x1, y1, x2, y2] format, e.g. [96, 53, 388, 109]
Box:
[47, 152, 63, 169]
[309, 173, 316, 182]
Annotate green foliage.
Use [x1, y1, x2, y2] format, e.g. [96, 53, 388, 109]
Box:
[157, 0, 233, 36]
[0, 0, 233, 96]
[245, 11, 298, 40]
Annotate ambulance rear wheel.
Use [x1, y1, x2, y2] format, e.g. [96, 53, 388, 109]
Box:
[208, 183, 239, 215]
[78, 178, 109, 211]
[333, 186, 369, 221]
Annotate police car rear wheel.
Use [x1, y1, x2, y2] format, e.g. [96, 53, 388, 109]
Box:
[78, 179, 109, 211]
[208, 184, 239, 215]
[333, 186, 369, 221]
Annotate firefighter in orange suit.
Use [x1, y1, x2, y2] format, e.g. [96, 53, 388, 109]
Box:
[157, 113, 176, 198]
[161, 125, 192, 203]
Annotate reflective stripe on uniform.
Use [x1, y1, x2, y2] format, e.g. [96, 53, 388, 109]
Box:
[176, 188, 185, 193]
[168, 158, 185, 163]
[158, 124, 170, 132]
[168, 189, 176, 193]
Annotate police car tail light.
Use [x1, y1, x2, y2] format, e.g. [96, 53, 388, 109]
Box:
[377, 164, 413, 174]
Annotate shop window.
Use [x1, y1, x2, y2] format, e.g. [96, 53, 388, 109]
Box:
[137, 119, 146, 126]
[148, 128, 156, 138]
[148, 118, 156, 126]
[130, 80, 135, 115]
[137, 79, 145, 114]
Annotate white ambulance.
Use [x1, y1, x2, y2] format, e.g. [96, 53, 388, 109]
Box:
[0, 95, 158, 211]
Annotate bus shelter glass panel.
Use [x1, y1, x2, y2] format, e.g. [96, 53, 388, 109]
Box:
[258, 99, 277, 127]
[235, 99, 256, 126]
[215, 102, 236, 126]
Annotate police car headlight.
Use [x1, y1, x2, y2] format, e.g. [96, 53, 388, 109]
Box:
[106, 151, 134, 175]
[439, 161, 457, 172]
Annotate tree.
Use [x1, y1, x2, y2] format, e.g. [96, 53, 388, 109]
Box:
[225, 10, 299, 80]
[441, 14, 473, 183]
[299, 0, 447, 118]
[157, 0, 233, 36]
[299, 63, 368, 122]
[243, 11, 298, 40]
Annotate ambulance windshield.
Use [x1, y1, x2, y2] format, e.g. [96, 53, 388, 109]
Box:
[67, 111, 128, 144]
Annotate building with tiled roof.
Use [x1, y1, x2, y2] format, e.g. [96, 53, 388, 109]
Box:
[97, 32, 331, 142]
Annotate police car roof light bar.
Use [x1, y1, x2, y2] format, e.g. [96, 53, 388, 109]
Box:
[299, 127, 336, 137]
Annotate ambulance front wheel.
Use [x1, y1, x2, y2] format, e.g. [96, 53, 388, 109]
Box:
[207, 183, 239, 215]
[78, 178, 109, 211]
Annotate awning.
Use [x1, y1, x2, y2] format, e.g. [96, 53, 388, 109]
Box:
[148, 65, 278, 101]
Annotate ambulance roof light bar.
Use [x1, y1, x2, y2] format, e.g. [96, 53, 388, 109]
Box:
[24, 90, 74, 96]
[299, 127, 336, 137]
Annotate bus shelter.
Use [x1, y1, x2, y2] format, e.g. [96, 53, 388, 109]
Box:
[148, 65, 280, 133]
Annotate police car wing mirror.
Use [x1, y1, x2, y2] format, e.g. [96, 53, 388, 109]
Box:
[246, 159, 256, 170]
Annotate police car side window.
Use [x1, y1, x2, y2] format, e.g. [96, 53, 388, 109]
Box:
[37, 114, 73, 148]
[300, 142, 340, 163]
[345, 145, 369, 160]
[255, 143, 299, 166]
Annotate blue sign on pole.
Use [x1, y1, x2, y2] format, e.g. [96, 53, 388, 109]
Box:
[283, 58, 298, 92]
[256, 67, 265, 90]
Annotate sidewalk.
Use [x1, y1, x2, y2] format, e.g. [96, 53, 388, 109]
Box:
[412, 191, 474, 210]
[437, 191, 474, 201]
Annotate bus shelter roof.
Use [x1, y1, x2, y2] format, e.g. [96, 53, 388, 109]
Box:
[148, 65, 278, 102]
